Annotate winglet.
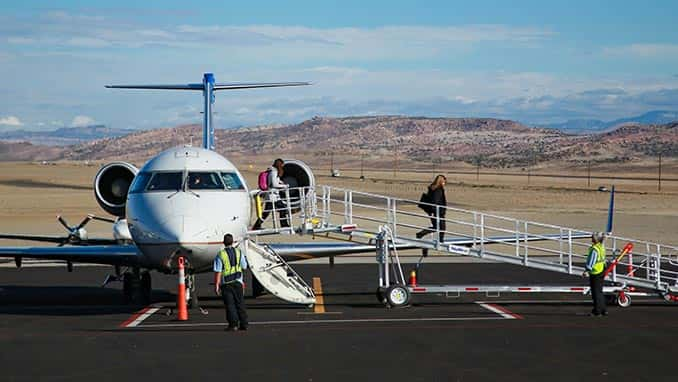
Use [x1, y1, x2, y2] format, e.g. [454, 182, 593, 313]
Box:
[606, 185, 615, 234]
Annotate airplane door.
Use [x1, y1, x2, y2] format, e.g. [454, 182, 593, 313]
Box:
[281, 159, 315, 214]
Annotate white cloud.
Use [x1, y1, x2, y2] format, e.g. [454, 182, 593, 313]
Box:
[7, 36, 36, 45]
[71, 115, 95, 127]
[602, 43, 678, 58]
[67, 37, 111, 48]
[0, 115, 23, 126]
[2, 11, 552, 60]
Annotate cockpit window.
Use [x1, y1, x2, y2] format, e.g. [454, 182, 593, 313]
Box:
[129, 172, 152, 194]
[220, 172, 245, 190]
[187, 172, 224, 190]
[147, 172, 183, 191]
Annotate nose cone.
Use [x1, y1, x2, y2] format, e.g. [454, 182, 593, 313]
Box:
[159, 216, 187, 243]
[159, 216, 210, 248]
[131, 214, 206, 250]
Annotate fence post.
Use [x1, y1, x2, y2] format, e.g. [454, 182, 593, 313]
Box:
[523, 221, 529, 265]
[285, 190, 293, 231]
[343, 190, 350, 224]
[435, 205, 440, 248]
[480, 214, 485, 255]
[567, 229, 573, 274]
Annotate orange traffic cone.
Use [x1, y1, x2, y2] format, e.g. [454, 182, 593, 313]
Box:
[177, 256, 188, 321]
[408, 270, 417, 287]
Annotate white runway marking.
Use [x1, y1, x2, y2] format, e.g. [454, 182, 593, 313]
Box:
[132, 316, 507, 328]
[476, 302, 523, 319]
[120, 305, 161, 328]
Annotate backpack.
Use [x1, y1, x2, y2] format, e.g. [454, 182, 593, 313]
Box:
[258, 170, 270, 191]
[417, 191, 433, 214]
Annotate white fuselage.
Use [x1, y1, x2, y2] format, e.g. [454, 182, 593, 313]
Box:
[125, 146, 251, 273]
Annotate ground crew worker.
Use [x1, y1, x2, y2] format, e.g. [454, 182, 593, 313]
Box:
[583, 232, 607, 316]
[214, 233, 249, 331]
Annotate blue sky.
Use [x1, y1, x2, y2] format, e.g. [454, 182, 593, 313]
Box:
[1, 0, 677, 130]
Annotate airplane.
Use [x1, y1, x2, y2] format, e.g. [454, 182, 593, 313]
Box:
[0, 73, 389, 306]
[0, 73, 598, 308]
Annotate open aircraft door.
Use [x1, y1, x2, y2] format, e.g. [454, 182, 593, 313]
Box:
[281, 159, 315, 214]
[242, 239, 316, 305]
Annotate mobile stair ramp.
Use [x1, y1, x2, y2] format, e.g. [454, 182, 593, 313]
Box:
[250, 185, 678, 307]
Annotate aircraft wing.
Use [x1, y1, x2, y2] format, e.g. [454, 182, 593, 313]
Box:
[0, 245, 141, 266]
[0, 233, 119, 246]
[267, 232, 592, 261]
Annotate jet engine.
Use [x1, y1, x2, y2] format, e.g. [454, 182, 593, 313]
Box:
[94, 162, 138, 217]
[281, 159, 315, 214]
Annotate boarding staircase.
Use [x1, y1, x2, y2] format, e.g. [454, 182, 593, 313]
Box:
[248, 185, 678, 304]
[243, 240, 316, 305]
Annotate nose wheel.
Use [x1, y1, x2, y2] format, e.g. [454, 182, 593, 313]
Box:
[122, 269, 152, 305]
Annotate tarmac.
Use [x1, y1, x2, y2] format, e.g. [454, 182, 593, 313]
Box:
[1, 261, 677, 381]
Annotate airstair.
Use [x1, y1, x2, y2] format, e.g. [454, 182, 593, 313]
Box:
[242, 239, 316, 305]
[249, 185, 678, 306]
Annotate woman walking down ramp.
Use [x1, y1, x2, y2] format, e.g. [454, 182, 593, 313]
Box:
[416, 174, 447, 243]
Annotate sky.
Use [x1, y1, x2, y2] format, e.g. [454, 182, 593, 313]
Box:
[1, 0, 678, 131]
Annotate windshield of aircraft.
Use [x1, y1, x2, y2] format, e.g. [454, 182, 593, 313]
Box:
[187, 172, 224, 190]
[220, 172, 245, 190]
[146, 172, 183, 191]
[129, 172, 152, 194]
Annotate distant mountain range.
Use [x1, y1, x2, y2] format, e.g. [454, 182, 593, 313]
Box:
[0, 116, 676, 167]
[0, 116, 673, 168]
[542, 110, 678, 133]
[0, 125, 136, 146]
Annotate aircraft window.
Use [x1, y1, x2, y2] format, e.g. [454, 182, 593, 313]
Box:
[129, 172, 152, 194]
[220, 172, 245, 190]
[188, 172, 224, 190]
[146, 172, 183, 191]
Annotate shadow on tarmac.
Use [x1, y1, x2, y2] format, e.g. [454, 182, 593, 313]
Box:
[0, 285, 174, 315]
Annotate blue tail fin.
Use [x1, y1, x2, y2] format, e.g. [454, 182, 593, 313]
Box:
[606, 185, 615, 234]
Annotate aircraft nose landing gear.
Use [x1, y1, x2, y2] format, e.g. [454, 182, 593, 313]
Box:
[122, 268, 152, 305]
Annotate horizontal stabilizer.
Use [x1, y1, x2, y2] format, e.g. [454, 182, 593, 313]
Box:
[105, 84, 204, 90]
[105, 82, 310, 91]
[214, 82, 310, 90]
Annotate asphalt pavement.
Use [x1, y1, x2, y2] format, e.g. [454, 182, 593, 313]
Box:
[1, 262, 676, 381]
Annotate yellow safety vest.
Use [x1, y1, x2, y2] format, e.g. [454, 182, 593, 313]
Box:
[588, 242, 606, 275]
[218, 247, 242, 283]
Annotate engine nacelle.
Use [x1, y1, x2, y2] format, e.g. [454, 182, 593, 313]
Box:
[94, 162, 138, 217]
[281, 159, 315, 214]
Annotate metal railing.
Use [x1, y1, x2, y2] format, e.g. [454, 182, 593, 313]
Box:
[251, 185, 678, 294]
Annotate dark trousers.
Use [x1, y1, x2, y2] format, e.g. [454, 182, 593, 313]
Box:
[253, 200, 289, 229]
[221, 282, 248, 328]
[417, 215, 446, 242]
[589, 272, 606, 315]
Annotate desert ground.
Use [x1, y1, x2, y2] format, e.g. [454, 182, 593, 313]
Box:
[0, 159, 676, 249]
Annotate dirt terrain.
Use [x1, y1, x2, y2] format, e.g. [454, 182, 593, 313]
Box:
[0, 160, 676, 247]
